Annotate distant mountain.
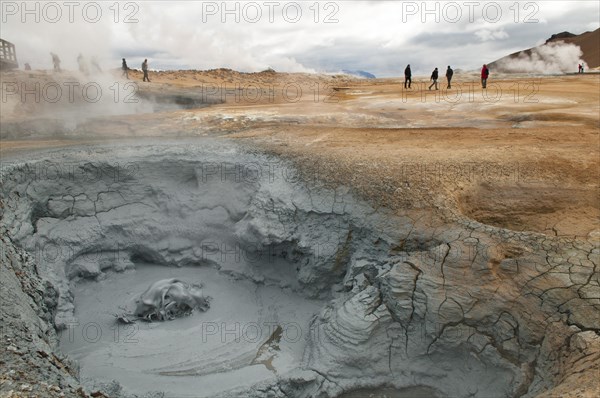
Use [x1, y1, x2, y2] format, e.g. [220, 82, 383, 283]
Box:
[546, 32, 577, 42]
[342, 70, 376, 79]
[489, 28, 599, 73]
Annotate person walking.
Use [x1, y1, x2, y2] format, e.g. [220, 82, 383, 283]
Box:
[404, 64, 412, 89]
[50, 52, 61, 72]
[429, 67, 439, 90]
[77, 53, 88, 75]
[122, 58, 129, 79]
[481, 64, 490, 88]
[446, 65, 454, 89]
[142, 59, 151, 82]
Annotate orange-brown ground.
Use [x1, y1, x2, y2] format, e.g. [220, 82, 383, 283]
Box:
[2, 70, 598, 238]
[0, 69, 599, 398]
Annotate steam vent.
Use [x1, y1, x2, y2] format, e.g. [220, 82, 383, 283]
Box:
[1, 2, 599, 398]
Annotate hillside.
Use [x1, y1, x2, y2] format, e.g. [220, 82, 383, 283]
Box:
[489, 28, 599, 73]
[546, 28, 600, 68]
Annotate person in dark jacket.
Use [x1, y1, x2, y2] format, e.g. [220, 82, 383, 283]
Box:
[122, 58, 129, 80]
[481, 64, 490, 88]
[404, 64, 412, 89]
[142, 59, 150, 82]
[429, 67, 439, 90]
[446, 66, 454, 89]
[51, 52, 61, 72]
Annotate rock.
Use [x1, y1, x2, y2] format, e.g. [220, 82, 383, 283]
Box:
[19, 384, 32, 391]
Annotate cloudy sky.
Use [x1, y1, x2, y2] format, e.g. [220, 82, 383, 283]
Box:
[1, 0, 598, 76]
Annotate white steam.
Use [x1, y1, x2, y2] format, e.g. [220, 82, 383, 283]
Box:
[494, 42, 588, 74]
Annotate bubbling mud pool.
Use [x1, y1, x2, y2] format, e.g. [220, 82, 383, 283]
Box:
[61, 264, 322, 397]
[1, 139, 597, 398]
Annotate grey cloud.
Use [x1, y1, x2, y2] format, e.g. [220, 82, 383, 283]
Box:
[3, 1, 598, 76]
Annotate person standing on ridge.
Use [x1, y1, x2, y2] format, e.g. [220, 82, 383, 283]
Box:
[77, 53, 88, 75]
[404, 64, 412, 89]
[446, 66, 454, 89]
[429, 67, 439, 90]
[50, 53, 61, 72]
[481, 64, 490, 88]
[122, 58, 129, 79]
[142, 59, 151, 82]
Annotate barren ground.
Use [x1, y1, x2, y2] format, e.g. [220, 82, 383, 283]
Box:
[3, 70, 598, 238]
[1, 69, 598, 398]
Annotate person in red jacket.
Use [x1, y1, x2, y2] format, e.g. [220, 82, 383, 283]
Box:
[481, 64, 490, 88]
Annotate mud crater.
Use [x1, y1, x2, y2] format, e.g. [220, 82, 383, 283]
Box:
[1, 141, 598, 398]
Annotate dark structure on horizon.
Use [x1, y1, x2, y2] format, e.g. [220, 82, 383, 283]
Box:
[0, 39, 18, 70]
